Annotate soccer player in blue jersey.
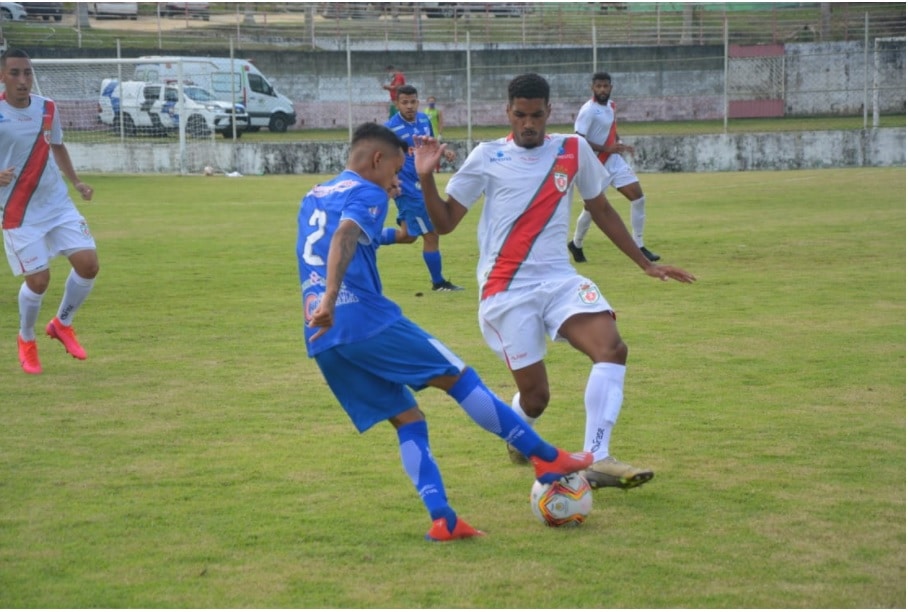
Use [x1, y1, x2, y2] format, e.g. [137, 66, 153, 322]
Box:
[297, 122, 593, 542]
[382, 85, 462, 292]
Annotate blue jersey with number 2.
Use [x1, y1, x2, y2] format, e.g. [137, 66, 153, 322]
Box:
[297, 169, 402, 356]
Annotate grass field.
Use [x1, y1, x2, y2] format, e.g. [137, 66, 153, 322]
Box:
[0, 167, 904, 607]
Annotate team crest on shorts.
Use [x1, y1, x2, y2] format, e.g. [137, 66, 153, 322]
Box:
[79, 219, 92, 238]
[577, 281, 600, 304]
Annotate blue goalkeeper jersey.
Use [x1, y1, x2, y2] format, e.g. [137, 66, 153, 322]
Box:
[385, 111, 434, 202]
[297, 169, 403, 356]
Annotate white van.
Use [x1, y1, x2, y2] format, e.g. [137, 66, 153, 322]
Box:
[134, 56, 296, 132]
[98, 79, 249, 138]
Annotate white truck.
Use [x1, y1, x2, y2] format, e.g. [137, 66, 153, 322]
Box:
[98, 79, 249, 138]
[134, 56, 297, 133]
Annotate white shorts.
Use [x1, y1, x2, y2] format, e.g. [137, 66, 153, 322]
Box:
[3, 208, 96, 276]
[478, 274, 613, 371]
[603, 154, 639, 190]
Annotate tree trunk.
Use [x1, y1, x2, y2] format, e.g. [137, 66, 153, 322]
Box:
[680, 4, 695, 44]
[77, 2, 91, 28]
[819, 3, 831, 41]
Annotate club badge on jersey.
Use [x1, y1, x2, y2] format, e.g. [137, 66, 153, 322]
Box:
[553, 168, 570, 192]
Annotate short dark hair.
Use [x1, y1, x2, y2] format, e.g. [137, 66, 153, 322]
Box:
[396, 84, 417, 97]
[351, 122, 407, 155]
[385, 65, 395, 71]
[0, 49, 30, 69]
[507, 73, 549, 104]
[592, 71, 612, 83]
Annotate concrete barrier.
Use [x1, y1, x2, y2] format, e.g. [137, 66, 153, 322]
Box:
[67, 128, 905, 175]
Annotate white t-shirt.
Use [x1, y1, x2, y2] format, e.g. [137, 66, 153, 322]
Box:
[0, 94, 71, 227]
[574, 98, 618, 163]
[445, 133, 607, 299]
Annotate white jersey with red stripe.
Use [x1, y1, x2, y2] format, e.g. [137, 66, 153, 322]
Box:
[445, 133, 607, 299]
[574, 98, 618, 164]
[0, 94, 70, 227]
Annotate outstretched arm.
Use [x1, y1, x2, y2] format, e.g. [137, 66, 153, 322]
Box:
[585, 193, 696, 283]
[413, 136, 468, 235]
[308, 219, 362, 341]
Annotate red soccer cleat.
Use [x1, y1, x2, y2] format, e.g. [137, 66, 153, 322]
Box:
[46, 318, 87, 360]
[17, 335, 42, 375]
[531, 449, 594, 485]
[425, 517, 486, 542]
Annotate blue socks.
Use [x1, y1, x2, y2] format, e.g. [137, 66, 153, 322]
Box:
[397, 420, 456, 530]
[423, 250, 444, 285]
[448, 368, 557, 462]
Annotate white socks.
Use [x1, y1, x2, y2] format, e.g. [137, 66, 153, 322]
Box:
[630, 196, 646, 247]
[584, 362, 626, 462]
[18, 283, 44, 341]
[56, 269, 94, 325]
[572, 209, 593, 247]
[510, 392, 538, 427]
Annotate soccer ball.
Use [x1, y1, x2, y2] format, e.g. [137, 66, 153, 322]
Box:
[530, 472, 593, 527]
[203, 165, 214, 176]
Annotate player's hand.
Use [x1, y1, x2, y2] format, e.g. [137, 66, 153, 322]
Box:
[644, 264, 696, 284]
[0, 166, 16, 187]
[75, 181, 93, 201]
[307, 301, 335, 341]
[413, 135, 445, 176]
[615, 143, 635, 156]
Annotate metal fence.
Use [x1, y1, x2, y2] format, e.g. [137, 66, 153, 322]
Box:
[0, 2, 904, 52]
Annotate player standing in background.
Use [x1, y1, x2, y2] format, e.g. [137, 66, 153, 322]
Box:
[383, 85, 462, 292]
[0, 49, 99, 375]
[381, 65, 406, 119]
[424, 96, 445, 172]
[297, 122, 593, 541]
[414, 73, 696, 489]
[568, 71, 661, 264]
[424, 96, 443, 140]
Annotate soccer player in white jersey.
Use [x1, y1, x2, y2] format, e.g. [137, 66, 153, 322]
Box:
[0, 49, 99, 375]
[414, 73, 696, 489]
[568, 71, 661, 264]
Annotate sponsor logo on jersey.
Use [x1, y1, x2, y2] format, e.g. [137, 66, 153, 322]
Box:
[304, 292, 321, 322]
[0, 112, 8, 123]
[490, 149, 512, 163]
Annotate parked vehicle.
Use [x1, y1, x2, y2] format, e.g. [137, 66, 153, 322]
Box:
[98, 79, 249, 138]
[87, 2, 138, 19]
[134, 56, 297, 132]
[422, 3, 532, 18]
[24, 2, 63, 21]
[160, 2, 209, 21]
[0, 2, 27, 21]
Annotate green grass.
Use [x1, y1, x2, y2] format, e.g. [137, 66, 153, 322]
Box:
[0, 168, 904, 607]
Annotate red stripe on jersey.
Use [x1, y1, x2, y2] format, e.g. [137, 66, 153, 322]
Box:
[597, 101, 619, 164]
[2, 98, 55, 229]
[481, 137, 580, 300]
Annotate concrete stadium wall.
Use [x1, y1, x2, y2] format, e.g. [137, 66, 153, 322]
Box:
[36, 41, 906, 130]
[67, 127, 906, 175]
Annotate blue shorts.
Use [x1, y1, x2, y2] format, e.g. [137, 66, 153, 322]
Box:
[394, 196, 435, 237]
[313, 317, 465, 433]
